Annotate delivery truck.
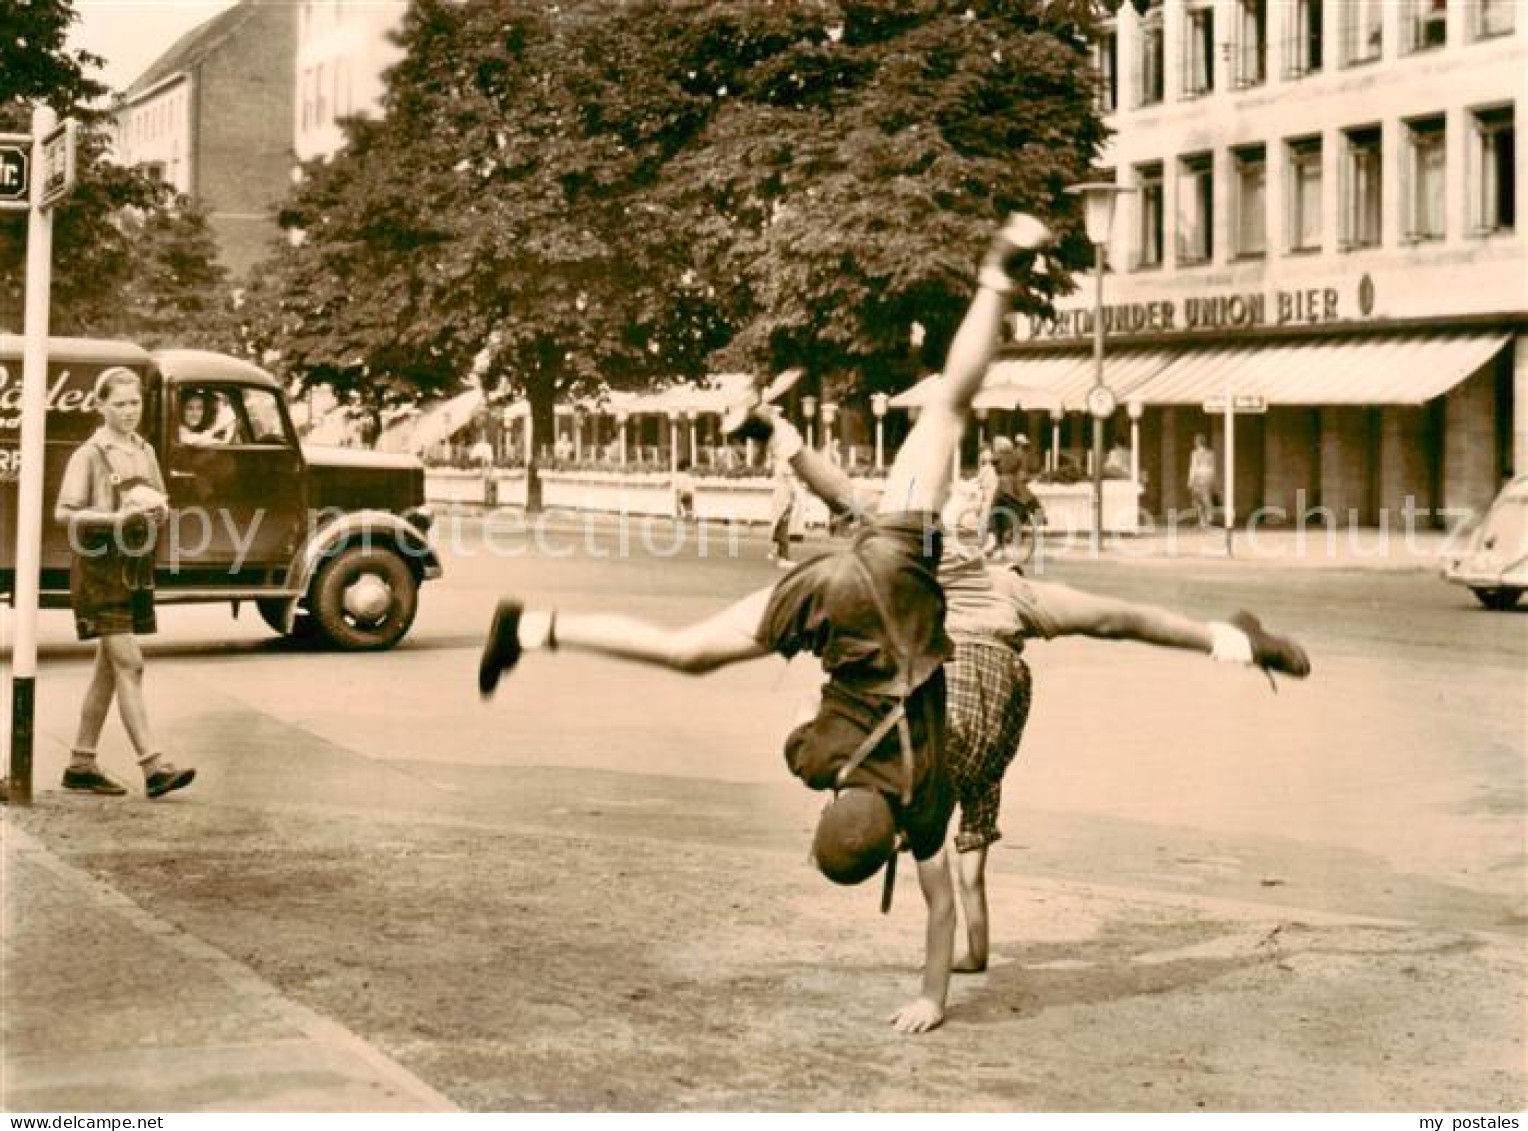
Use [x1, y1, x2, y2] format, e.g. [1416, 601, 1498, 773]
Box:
[0, 335, 439, 650]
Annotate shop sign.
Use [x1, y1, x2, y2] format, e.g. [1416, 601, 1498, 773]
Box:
[1024, 277, 1373, 341]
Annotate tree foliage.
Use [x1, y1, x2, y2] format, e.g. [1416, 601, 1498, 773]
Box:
[244, 0, 1106, 456]
[0, 0, 233, 344]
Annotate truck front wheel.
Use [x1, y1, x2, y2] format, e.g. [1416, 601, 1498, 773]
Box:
[311, 545, 419, 651]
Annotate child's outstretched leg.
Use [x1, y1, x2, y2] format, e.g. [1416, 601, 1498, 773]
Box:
[879, 214, 1052, 519]
[478, 587, 775, 695]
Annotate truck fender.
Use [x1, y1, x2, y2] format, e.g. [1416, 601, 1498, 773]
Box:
[286, 509, 441, 607]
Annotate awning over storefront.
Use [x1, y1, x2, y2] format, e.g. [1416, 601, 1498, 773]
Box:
[375, 388, 484, 454]
[601, 373, 755, 416]
[1134, 332, 1510, 405]
[897, 332, 1510, 412]
[890, 370, 1071, 414]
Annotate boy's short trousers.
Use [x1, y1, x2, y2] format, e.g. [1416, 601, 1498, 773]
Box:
[71, 548, 157, 641]
[944, 636, 1032, 853]
[783, 674, 954, 862]
[758, 511, 956, 860]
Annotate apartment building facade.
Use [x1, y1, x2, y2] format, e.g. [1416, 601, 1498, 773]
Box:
[113, 0, 296, 278]
[1001, 0, 1525, 525]
[293, 0, 408, 163]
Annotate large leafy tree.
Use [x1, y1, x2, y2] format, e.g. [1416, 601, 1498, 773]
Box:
[242, 0, 733, 488]
[0, 0, 233, 343]
[246, 0, 1104, 491]
[650, 0, 1107, 401]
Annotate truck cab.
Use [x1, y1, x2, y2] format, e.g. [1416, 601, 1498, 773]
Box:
[0, 336, 439, 650]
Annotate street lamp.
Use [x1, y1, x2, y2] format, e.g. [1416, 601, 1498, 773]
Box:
[1066, 181, 1134, 554]
[871, 393, 889, 470]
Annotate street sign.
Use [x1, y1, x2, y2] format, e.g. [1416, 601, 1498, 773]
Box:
[0, 143, 28, 208]
[1202, 394, 1267, 414]
[39, 120, 77, 209]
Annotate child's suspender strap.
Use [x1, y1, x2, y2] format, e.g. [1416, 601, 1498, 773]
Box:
[832, 701, 908, 801]
[831, 549, 922, 808]
[88, 441, 123, 510]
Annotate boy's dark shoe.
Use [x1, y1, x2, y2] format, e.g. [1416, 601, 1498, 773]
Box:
[62, 767, 128, 796]
[720, 368, 805, 442]
[721, 402, 775, 444]
[1231, 611, 1311, 678]
[145, 765, 195, 800]
[479, 599, 524, 697]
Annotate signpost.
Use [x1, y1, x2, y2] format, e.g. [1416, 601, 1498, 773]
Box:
[1201, 394, 1268, 414]
[39, 119, 78, 209]
[4, 106, 77, 807]
[1202, 391, 1267, 558]
[0, 140, 29, 207]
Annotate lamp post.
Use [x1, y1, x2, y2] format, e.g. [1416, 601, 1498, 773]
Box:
[1066, 181, 1134, 554]
[1126, 397, 1144, 485]
[871, 393, 888, 470]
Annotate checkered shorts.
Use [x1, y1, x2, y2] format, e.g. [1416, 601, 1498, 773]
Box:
[945, 636, 1033, 853]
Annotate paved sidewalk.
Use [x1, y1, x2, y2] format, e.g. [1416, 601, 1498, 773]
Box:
[1, 822, 457, 1114]
[428, 506, 1459, 573]
[1038, 525, 1455, 572]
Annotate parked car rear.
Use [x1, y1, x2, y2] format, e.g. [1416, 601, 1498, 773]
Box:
[1442, 475, 1528, 610]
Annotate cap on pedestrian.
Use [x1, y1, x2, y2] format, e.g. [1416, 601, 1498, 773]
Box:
[1014, 435, 1031, 446]
[812, 788, 896, 885]
[992, 436, 1014, 453]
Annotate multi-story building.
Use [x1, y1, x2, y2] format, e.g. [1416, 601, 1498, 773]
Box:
[997, 0, 1524, 526]
[293, 0, 408, 163]
[113, 0, 296, 278]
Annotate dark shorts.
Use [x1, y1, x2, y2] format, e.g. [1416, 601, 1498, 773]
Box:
[945, 637, 1033, 853]
[71, 549, 157, 641]
[759, 511, 955, 861]
[783, 674, 954, 862]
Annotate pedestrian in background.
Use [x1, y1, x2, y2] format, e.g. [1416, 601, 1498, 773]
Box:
[53, 367, 195, 800]
[672, 459, 697, 523]
[1188, 433, 1217, 528]
[768, 456, 797, 567]
[985, 436, 1022, 558]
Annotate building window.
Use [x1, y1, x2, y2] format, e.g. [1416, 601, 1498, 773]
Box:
[1474, 0, 1516, 37]
[1404, 0, 1448, 52]
[1183, 5, 1215, 98]
[1233, 145, 1267, 257]
[1136, 162, 1164, 268]
[1471, 106, 1515, 232]
[335, 56, 351, 118]
[1287, 136, 1324, 252]
[1177, 152, 1215, 265]
[1342, 125, 1383, 248]
[315, 62, 329, 125]
[1403, 116, 1447, 242]
[1235, 0, 1268, 87]
[1286, 0, 1324, 77]
[1136, 4, 1164, 107]
[1096, 26, 1118, 112]
[1341, 0, 1384, 63]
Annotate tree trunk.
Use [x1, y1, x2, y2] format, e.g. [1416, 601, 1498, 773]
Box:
[525, 378, 559, 514]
